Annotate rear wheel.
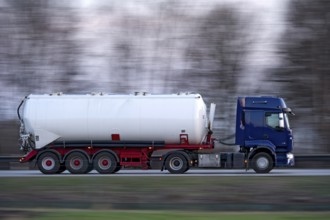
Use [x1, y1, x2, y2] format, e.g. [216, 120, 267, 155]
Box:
[251, 152, 274, 173]
[165, 153, 188, 174]
[85, 164, 94, 174]
[65, 152, 89, 174]
[113, 165, 122, 173]
[56, 164, 66, 174]
[37, 152, 61, 174]
[93, 152, 117, 174]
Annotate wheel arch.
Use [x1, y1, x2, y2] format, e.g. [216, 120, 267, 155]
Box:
[160, 149, 191, 170]
[36, 149, 62, 163]
[248, 146, 276, 167]
[164, 150, 190, 162]
[92, 149, 119, 163]
[63, 149, 91, 163]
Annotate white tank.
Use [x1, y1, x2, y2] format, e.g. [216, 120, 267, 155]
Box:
[21, 93, 210, 149]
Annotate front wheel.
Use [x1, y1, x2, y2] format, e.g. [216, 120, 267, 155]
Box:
[165, 153, 188, 174]
[251, 152, 274, 173]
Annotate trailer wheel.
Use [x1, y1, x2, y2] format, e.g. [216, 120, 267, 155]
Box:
[37, 152, 61, 174]
[56, 164, 66, 174]
[65, 152, 89, 174]
[113, 165, 122, 173]
[251, 152, 274, 173]
[165, 153, 188, 174]
[93, 152, 117, 174]
[85, 164, 94, 174]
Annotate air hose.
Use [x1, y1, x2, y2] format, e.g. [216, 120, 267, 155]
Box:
[17, 97, 27, 123]
[217, 133, 236, 146]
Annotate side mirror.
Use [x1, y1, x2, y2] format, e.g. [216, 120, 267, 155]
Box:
[283, 108, 295, 115]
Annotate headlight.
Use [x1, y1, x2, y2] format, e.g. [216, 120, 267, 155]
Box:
[286, 153, 294, 159]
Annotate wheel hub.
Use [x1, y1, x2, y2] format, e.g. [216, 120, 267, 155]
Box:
[74, 160, 81, 166]
[46, 160, 52, 166]
[256, 157, 269, 169]
[98, 156, 111, 170]
[102, 160, 109, 166]
[42, 157, 55, 170]
[170, 157, 183, 171]
[70, 156, 83, 170]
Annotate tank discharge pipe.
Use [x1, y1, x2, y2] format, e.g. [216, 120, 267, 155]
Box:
[17, 96, 27, 124]
[208, 103, 216, 132]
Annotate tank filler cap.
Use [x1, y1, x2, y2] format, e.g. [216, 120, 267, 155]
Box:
[49, 92, 63, 96]
[134, 92, 149, 96]
[177, 92, 191, 95]
[90, 92, 107, 96]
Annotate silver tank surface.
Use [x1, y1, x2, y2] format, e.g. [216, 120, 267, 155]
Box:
[20, 93, 212, 149]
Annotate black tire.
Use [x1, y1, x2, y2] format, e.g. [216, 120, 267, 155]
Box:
[165, 153, 188, 174]
[37, 152, 61, 174]
[93, 152, 117, 174]
[65, 152, 89, 174]
[251, 152, 274, 173]
[113, 165, 122, 173]
[85, 163, 94, 174]
[56, 164, 66, 174]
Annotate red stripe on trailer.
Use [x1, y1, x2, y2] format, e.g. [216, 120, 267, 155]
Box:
[20, 149, 38, 163]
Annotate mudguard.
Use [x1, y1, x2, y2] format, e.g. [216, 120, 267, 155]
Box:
[245, 140, 277, 167]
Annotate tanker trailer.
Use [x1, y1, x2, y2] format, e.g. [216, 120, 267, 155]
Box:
[18, 92, 216, 174]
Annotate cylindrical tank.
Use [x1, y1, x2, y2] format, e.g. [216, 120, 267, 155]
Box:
[21, 93, 209, 149]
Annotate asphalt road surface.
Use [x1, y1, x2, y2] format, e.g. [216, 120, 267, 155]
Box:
[0, 169, 329, 177]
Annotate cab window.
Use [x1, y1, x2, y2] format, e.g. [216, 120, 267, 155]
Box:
[244, 110, 264, 127]
[266, 113, 284, 129]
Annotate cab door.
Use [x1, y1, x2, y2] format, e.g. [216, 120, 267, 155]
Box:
[264, 112, 289, 147]
[243, 110, 265, 141]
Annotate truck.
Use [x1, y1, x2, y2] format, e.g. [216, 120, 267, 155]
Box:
[17, 92, 295, 174]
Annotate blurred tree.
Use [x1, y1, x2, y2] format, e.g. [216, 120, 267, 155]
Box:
[272, 0, 330, 152]
[0, 1, 81, 155]
[184, 6, 254, 135]
[108, 1, 188, 93]
[0, 0, 80, 93]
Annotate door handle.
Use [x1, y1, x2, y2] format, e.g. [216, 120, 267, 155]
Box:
[263, 134, 269, 139]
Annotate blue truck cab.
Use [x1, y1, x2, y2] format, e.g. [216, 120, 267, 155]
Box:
[235, 97, 294, 173]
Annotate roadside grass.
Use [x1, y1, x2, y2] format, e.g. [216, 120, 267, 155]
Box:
[0, 176, 329, 212]
[3, 210, 330, 220]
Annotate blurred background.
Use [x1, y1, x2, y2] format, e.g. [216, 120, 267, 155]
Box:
[0, 0, 329, 156]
